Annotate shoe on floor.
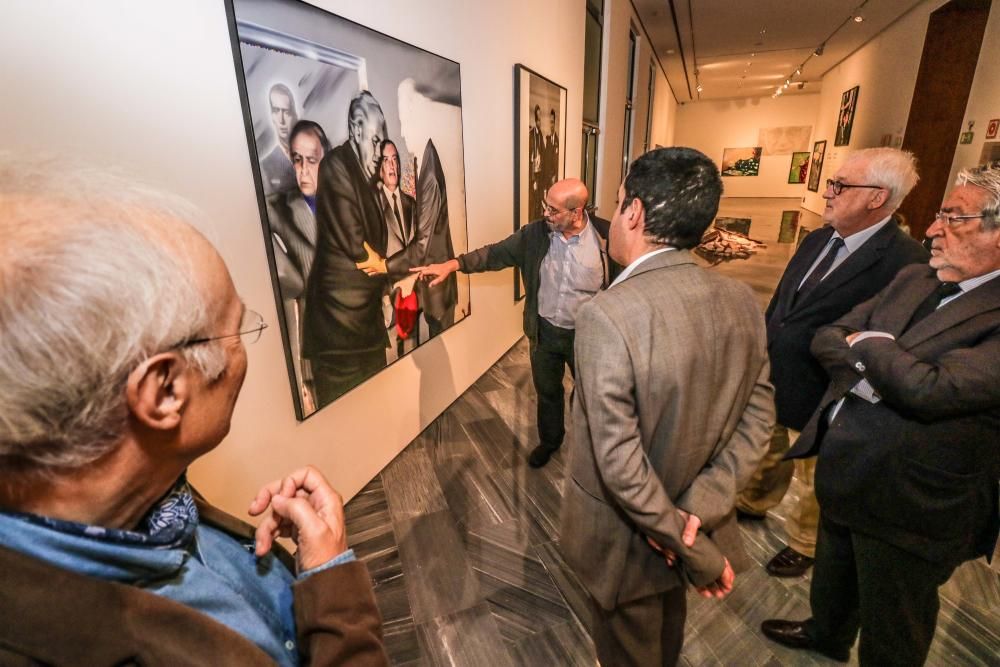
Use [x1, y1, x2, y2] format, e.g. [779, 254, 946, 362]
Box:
[761, 619, 850, 662]
[766, 545, 815, 577]
[528, 444, 558, 468]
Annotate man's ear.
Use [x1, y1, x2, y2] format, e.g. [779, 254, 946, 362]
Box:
[869, 188, 889, 210]
[126, 352, 190, 431]
[626, 197, 644, 232]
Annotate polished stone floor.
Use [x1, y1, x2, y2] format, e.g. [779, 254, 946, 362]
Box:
[343, 199, 1000, 666]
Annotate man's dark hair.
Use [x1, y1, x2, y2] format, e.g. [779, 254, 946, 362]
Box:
[289, 119, 332, 155]
[620, 147, 722, 249]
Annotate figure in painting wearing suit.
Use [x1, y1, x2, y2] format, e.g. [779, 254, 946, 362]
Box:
[528, 104, 544, 221]
[266, 119, 332, 415]
[763, 162, 1000, 665]
[260, 83, 299, 195]
[561, 147, 775, 666]
[736, 148, 928, 578]
[541, 108, 559, 193]
[302, 91, 389, 406]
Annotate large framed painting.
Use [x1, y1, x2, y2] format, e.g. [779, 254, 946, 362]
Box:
[721, 147, 761, 176]
[514, 64, 567, 300]
[807, 140, 827, 192]
[788, 151, 810, 184]
[835, 85, 860, 147]
[225, 0, 471, 419]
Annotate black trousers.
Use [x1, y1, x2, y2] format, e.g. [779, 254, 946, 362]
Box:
[588, 586, 687, 667]
[529, 318, 575, 450]
[808, 514, 956, 666]
[309, 349, 386, 406]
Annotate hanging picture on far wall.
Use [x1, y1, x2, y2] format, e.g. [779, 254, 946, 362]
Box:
[720, 147, 762, 176]
[514, 64, 567, 300]
[808, 140, 827, 192]
[835, 85, 860, 146]
[224, 0, 471, 419]
[788, 151, 810, 184]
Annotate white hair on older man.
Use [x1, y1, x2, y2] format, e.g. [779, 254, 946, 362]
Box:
[956, 160, 1000, 230]
[0, 155, 226, 474]
[844, 147, 920, 213]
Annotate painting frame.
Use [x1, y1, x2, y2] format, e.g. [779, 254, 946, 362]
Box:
[788, 151, 810, 184]
[835, 85, 860, 147]
[514, 64, 567, 301]
[720, 147, 762, 177]
[224, 0, 472, 420]
[807, 140, 827, 192]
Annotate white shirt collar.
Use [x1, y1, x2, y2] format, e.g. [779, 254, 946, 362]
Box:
[611, 247, 676, 287]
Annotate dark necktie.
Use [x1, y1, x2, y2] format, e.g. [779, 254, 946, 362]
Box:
[904, 281, 961, 331]
[795, 237, 845, 305]
[392, 193, 404, 241]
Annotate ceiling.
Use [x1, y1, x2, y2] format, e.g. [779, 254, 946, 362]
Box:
[631, 0, 927, 102]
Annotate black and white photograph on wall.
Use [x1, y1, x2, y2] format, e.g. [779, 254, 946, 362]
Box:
[225, 0, 471, 419]
[514, 64, 567, 300]
[835, 85, 859, 147]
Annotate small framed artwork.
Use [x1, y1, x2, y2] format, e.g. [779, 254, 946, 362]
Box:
[720, 147, 762, 176]
[987, 119, 999, 140]
[514, 64, 567, 300]
[778, 210, 800, 243]
[807, 140, 827, 192]
[835, 85, 860, 147]
[959, 132, 974, 145]
[788, 151, 810, 184]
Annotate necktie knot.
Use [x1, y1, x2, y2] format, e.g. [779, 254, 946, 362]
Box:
[936, 281, 961, 298]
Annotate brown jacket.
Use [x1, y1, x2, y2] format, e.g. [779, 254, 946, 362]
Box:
[0, 500, 388, 666]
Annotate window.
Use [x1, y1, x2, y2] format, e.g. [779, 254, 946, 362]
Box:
[622, 29, 638, 180]
[581, 0, 604, 205]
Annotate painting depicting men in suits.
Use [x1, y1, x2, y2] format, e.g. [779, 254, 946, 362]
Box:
[229, 0, 470, 418]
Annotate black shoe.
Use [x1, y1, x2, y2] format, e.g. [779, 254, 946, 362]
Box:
[766, 545, 815, 577]
[761, 619, 850, 662]
[528, 444, 558, 468]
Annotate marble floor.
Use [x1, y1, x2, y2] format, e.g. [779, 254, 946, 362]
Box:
[343, 199, 1000, 666]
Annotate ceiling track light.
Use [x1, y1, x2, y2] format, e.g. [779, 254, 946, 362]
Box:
[854, 14, 864, 23]
[696, 83, 703, 93]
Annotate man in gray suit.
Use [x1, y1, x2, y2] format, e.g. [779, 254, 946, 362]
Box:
[561, 147, 774, 666]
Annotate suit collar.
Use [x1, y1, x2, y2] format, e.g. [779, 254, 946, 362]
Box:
[900, 268, 1000, 347]
[791, 221, 902, 310]
[614, 247, 693, 285]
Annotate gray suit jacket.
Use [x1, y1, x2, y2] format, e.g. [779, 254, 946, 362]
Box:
[561, 249, 774, 610]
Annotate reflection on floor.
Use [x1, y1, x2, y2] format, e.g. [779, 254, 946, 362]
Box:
[343, 199, 1000, 666]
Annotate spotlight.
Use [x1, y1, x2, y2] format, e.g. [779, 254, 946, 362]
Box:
[785, 79, 791, 85]
[814, 44, 825, 56]
[797, 82, 805, 90]
[795, 68, 802, 75]
[854, 15, 864, 23]
[696, 84, 703, 93]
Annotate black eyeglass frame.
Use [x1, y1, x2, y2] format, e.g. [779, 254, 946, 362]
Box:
[825, 179, 885, 196]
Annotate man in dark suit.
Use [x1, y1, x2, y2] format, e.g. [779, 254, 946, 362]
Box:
[542, 108, 559, 192]
[736, 148, 928, 577]
[413, 178, 619, 468]
[302, 91, 390, 406]
[562, 147, 774, 666]
[266, 119, 332, 414]
[762, 161, 1000, 665]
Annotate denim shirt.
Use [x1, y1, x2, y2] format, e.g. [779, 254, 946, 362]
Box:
[0, 500, 354, 666]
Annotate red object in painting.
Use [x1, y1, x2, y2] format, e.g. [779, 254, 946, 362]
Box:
[395, 289, 419, 340]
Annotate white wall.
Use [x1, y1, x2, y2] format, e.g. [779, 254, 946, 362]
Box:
[802, 0, 944, 215]
[674, 94, 820, 198]
[594, 0, 677, 218]
[948, 2, 1000, 185]
[0, 0, 584, 516]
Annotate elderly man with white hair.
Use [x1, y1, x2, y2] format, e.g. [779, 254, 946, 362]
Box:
[763, 161, 1000, 664]
[0, 158, 388, 666]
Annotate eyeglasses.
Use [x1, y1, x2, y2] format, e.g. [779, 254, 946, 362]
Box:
[933, 210, 983, 228]
[179, 308, 268, 348]
[825, 179, 884, 196]
[543, 202, 578, 216]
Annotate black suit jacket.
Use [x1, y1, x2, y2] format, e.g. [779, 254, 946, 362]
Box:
[303, 141, 389, 357]
[766, 221, 928, 430]
[788, 264, 1000, 564]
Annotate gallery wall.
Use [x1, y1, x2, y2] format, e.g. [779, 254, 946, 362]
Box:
[0, 0, 592, 516]
[948, 3, 1000, 186]
[801, 0, 946, 215]
[673, 94, 821, 199]
[593, 0, 677, 219]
